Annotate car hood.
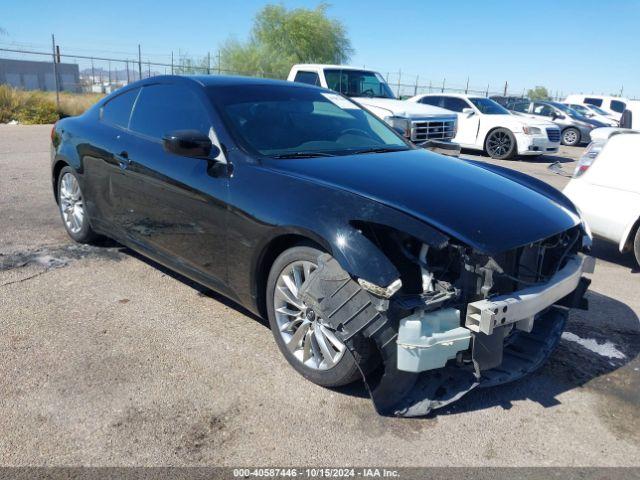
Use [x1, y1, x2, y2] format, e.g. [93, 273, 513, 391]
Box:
[351, 97, 455, 119]
[483, 113, 557, 130]
[265, 149, 580, 255]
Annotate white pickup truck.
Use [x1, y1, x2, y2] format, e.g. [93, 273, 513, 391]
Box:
[287, 64, 460, 155]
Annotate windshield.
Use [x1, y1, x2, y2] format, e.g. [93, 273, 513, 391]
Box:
[323, 69, 396, 99]
[208, 85, 410, 158]
[551, 102, 585, 119]
[588, 105, 610, 115]
[469, 97, 509, 115]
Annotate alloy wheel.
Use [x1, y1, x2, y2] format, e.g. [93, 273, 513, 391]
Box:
[59, 173, 85, 234]
[487, 131, 512, 157]
[273, 260, 346, 370]
[563, 130, 578, 145]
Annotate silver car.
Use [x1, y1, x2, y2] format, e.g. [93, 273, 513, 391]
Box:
[508, 100, 608, 146]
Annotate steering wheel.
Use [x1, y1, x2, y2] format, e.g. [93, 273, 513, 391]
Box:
[359, 89, 375, 97]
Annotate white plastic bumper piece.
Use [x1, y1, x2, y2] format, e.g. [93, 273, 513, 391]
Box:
[465, 254, 595, 335]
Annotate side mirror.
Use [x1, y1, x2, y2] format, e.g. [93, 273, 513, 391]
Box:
[162, 130, 220, 159]
[462, 107, 475, 117]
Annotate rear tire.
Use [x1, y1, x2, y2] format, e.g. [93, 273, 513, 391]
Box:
[485, 128, 517, 159]
[266, 246, 373, 387]
[562, 127, 581, 146]
[57, 166, 98, 243]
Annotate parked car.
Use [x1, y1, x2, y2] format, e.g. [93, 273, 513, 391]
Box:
[510, 100, 607, 146]
[563, 94, 628, 120]
[408, 93, 560, 159]
[287, 64, 460, 155]
[564, 103, 619, 126]
[620, 100, 640, 129]
[490, 95, 528, 108]
[561, 130, 640, 267]
[51, 75, 593, 417]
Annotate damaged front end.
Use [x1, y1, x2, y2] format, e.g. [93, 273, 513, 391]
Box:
[299, 224, 594, 417]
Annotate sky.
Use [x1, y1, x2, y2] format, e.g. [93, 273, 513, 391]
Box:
[3, 0, 639, 98]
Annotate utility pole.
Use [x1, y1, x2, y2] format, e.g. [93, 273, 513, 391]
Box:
[486, 84, 489, 97]
[465, 76, 469, 94]
[108, 60, 111, 85]
[138, 44, 142, 80]
[414, 75, 419, 96]
[91, 58, 95, 87]
[51, 34, 60, 109]
[171, 51, 174, 74]
[503, 81, 508, 97]
[397, 69, 402, 98]
[126, 61, 130, 84]
[217, 50, 221, 74]
[207, 52, 211, 75]
[441, 78, 446, 93]
[148, 61, 151, 78]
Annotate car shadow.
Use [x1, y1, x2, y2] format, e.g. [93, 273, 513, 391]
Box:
[590, 238, 639, 273]
[108, 240, 267, 326]
[461, 149, 575, 164]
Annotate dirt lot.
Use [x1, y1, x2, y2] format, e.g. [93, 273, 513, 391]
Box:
[1, 124, 639, 466]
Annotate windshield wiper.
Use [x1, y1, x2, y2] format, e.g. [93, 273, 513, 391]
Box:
[351, 147, 409, 155]
[271, 151, 337, 159]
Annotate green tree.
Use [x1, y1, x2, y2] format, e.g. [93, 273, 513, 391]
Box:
[220, 3, 353, 79]
[527, 86, 550, 101]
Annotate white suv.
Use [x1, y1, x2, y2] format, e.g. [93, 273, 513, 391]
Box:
[409, 93, 560, 159]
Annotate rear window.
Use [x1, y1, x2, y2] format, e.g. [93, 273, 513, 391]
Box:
[443, 97, 470, 112]
[610, 100, 626, 113]
[420, 96, 442, 107]
[293, 71, 320, 86]
[584, 97, 603, 107]
[101, 88, 139, 128]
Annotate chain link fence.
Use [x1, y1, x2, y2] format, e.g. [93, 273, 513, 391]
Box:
[0, 37, 613, 110]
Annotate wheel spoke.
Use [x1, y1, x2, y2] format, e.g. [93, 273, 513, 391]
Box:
[313, 327, 337, 367]
[277, 285, 304, 309]
[287, 320, 311, 353]
[320, 326, 345, 352]
[282, 274, 299, 299]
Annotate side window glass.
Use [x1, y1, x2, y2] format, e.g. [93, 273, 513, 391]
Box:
[420, 96, 441, 107]
[610, 100, 626, 113]
[129, 84, 210, 140]
[101, 88, 139, 128]
[584, 97, 603, 107]
[293, 71, 320, 86]
[443, 97, 469, 112]
[532, 103, 551, 116]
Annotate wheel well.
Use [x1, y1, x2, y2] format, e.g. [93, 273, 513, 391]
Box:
[52, 160, 69, 203]
[622, 217, 640, 252]
[483, 127, 514, 150]
[255, 234, 325, 319]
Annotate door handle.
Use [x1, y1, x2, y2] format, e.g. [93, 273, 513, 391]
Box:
[115, 151, 130, 169]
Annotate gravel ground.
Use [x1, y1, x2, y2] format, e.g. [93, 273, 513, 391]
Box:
[1, 124, 639, 466]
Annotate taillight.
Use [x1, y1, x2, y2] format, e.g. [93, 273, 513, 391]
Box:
[574, 140, 605, 178]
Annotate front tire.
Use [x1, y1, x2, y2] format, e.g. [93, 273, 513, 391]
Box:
[266, 246, 370, 387]
[57, 167, 97, 243]
[485, 128, 517, 159]
[562, 127, 581, 146]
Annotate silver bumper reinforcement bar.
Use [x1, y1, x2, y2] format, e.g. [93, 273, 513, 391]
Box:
[465, 253, 595, 335]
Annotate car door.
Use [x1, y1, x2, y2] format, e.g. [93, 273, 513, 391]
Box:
[113, 82, 230, 289]
[81, 87, 140, 231]
[442, 96, 480, 146]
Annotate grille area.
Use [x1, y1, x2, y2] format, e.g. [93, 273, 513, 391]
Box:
[546, 128, 561, 143]
[411, 118, 456, 142]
